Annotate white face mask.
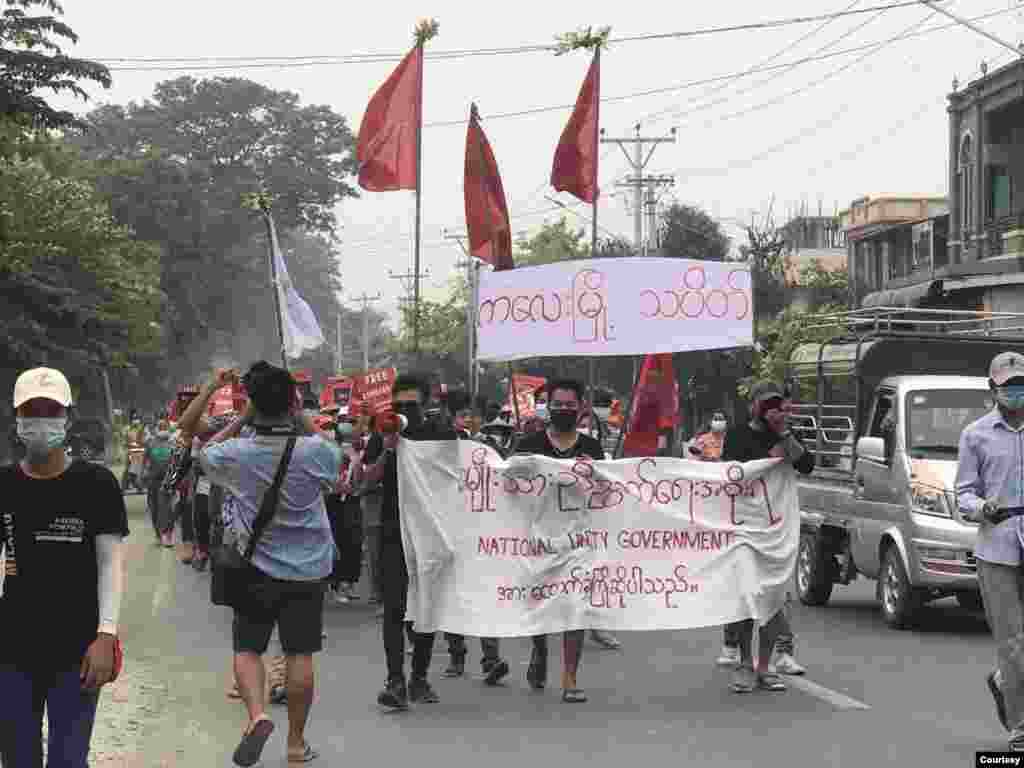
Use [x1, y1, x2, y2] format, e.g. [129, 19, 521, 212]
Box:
[711, 420, 727, 432]
[17, 417, 68, 460]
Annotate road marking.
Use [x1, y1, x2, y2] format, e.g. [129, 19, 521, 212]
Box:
[786, 676, 871, 710]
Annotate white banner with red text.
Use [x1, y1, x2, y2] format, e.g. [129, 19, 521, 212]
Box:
[475, 257, 753, 362]
[397, 439, 798, 636]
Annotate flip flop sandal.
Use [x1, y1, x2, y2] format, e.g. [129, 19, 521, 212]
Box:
[288, 743, 320, 764]
[232, 718, 275, 768]
[562, 688, 588, 704]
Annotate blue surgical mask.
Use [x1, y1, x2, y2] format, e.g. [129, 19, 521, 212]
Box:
[997, 386, 1024, 411]
[17, 417, 68, 459]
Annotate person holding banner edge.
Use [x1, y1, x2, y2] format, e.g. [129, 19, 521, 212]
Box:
[362, 373, 457, 712]
[516, 378, 605, 704]
[721, 381, 812, 693]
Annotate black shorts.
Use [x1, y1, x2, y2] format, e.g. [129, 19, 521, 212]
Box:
[232, 564, 326, 656]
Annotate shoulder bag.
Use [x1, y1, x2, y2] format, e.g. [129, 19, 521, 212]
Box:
[210, 437, 296, 607]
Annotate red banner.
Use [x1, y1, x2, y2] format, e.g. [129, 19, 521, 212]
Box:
[352, 367, 397, 417]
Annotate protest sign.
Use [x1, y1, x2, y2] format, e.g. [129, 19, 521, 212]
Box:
[398, 440, 797, 637]
[351, 367, 396, 417]
[505, 374, 546, 418]
[475, 257, 753, 362]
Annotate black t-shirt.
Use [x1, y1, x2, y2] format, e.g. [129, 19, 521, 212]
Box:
[721, 423, 815, 475]
[0, 460, 130, 667]
[514, 430, 605, 461]
[364, 423, 458, 530]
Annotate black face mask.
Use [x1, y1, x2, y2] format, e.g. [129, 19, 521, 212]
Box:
[394, 402, 424, 430]
[550, 410, 578, 433]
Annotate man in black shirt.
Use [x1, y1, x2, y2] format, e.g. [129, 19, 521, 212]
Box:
[363, 373, 457, 711]
[0, 367, 129, 767]
[515, 378, 605, 704]
[721, 381, 813, 694]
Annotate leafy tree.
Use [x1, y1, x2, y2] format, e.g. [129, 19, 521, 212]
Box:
[658, 203, 731, 261]
[514, 218, 589, 266]
[797, 258, 850, 305]
[0, 0, 110, 131]
[73, 77, 359, 382]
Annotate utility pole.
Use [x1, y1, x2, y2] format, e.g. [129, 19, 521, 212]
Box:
[388, 268, 431, 361]
[601, 124, 677, 256]
[601, 124, 677, 391]
[343, 292, 382, 372]
[335, 311, 343, 372]
[443, 230, 479, 400]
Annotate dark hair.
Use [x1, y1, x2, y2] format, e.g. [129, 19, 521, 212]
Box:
[446, 388, 471, 413]
[392, 372, 431, 403]
[547, 378, 585, 403]
[244, 361, 295, 419]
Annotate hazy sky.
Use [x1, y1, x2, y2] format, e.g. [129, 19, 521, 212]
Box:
[55, 1, 1024, 325]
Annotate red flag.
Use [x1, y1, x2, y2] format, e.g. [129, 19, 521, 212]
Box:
[551, 51, 600, 204]
[629, 354, 680, 433]
[465, 104, 514, 270]
[357, 47, 422, 191]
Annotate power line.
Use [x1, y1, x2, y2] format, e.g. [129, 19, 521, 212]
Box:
[420, 6, 1014, 129]
[642, 0, 877, 125]
[95, 1, 945, 69]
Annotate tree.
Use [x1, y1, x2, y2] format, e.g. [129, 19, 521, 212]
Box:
[73, 77, 359, 383]
[798, 258, 850, 306]
[657, 203, 731, 261]
[0, 0, 110, 131]
[514, 218, 588, 266]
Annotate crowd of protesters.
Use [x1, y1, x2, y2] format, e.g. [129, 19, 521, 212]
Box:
[0, 359, 821, 767]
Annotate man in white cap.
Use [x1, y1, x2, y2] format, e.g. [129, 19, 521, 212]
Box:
[958, 351, 1024, 751]
[0, 367, 129, 766]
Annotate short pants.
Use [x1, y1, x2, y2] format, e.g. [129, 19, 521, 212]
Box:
[232, 564, 326, 656]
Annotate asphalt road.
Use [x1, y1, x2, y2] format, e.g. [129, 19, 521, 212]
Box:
[93, 493, 1005, 768]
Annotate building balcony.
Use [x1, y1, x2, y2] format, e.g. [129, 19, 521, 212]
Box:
[984, 211, 1024, 259]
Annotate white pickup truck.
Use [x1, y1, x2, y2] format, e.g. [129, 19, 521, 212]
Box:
[785, 308, 1024, 629]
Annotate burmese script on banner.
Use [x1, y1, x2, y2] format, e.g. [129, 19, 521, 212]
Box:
[475, 257, 753, 362]
[397, 440, 798, 637]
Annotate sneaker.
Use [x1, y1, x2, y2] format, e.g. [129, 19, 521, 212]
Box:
[443, 656, 465, 678]
[757, 670, 787, 691]
[590, 630, 621, 650]
[377, 678, 409, 711]
[483, 659, 510, 686]
[716, 645, 741, 667]
[409, 677, 440, 704]
[774, 652, 806, 676]
[730, 665, 756, 694]
[331, 587, 351, 606]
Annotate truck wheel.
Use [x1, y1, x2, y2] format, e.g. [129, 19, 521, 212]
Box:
[956, 591, 984, 611]
[880, 545, 924, 629]
[796, 532, 833, 606]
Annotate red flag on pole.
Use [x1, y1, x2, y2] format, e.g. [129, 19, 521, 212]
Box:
[356, 47, 422, 191]
[465, 104, 514, 270]
[630, 354, 680, 433]
[551, 52, 600, 204]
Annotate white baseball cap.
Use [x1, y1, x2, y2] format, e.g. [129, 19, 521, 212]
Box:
[990, 352, 1024, 386]
[13, 367, 72, 408]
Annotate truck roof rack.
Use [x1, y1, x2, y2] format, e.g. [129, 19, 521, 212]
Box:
[795, 306, 1024, 339]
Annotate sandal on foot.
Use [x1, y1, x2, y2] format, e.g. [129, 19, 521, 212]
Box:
[232, 717, 274, 768]
[288, 743, 320, 764]
[562, 688, 588, 703]
[757, 671, 787, 692]
[731, 666, 756, 694]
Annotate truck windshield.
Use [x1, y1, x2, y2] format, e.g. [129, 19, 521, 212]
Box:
[906, 389, 994, 458]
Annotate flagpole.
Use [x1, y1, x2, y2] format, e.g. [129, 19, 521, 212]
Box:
[262, 209, 290, 370]
[412, 41, 424, 363]
[587, 45, 601, 441]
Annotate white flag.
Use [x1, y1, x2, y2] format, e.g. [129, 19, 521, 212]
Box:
[268, 215, 325, 360]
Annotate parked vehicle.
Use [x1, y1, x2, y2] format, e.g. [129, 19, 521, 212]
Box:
[785, 308, 1024, 629]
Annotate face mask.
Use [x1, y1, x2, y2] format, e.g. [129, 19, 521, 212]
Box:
[535, 403, 549, 420]
[394, 402, 423, 430]
[711, 420, 727, 432]
[997, 386, 1024, 411]
[550, 410, 578, 433]
[17, 417, 68, 460]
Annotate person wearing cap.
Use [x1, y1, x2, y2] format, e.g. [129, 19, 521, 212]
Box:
[0, 367, 129, 766]
[721, 381, 813, 694]
[957, 351, 1024, 751]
